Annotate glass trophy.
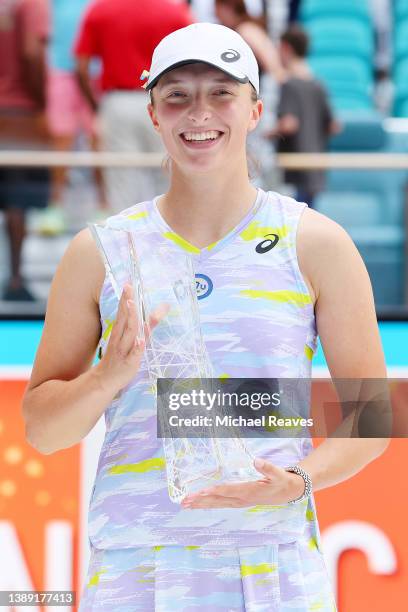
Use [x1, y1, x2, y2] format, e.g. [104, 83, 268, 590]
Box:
[90, 223, 260, 503]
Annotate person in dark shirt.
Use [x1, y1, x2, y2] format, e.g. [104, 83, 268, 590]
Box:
[269, 26, 340, 207]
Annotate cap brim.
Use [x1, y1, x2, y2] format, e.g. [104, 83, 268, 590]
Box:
[145, 59, 249, 91]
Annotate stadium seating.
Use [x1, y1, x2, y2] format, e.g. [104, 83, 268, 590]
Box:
[329, 110, 386, 150]
[300, 0, 371, 23]
[395, 98, 408, 117]
[301, 1, 375, 113]
[314, 115, 407, 307]
[394, 19, 408, 64]
[394, 56, 408, 96]
[313, 192, 382, 227]
[314, 192, 405, 306]
[292, 0, 406, 305]
[395, 0, 408, 22]
[306, 18, 374, 61]
[393, 3, 408, 116]
[328, 95, 374, 112]
[308, 57, 374, 112]
[325, 168, 405, 227]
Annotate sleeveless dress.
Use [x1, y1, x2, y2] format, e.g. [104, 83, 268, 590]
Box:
[79, 188, 337, 611]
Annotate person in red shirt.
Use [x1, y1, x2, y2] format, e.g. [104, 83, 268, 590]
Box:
[0, 0, 51, 301]
[74, 0, 194, 212]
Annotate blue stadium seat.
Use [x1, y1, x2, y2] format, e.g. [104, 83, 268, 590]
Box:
[393, 56, 408, 116]
[314, 193, 405, 306]
[314, 112, 407, 307]
[306, 19, 374, 61]
[328, 115, 407, 225]
[308, 57, 374, 110]
[330, 94, 374, 112]
[326, 170, 406, 226]
[314, 192, 382, 227]
[395, 0, 408, 22]
[385, 128, 408, 154]
[394, 98, 408, 117]
[314, 190, 405, 236]
[308, 57, 373, 92]
[329, 111, 386, 151]
[394, 19, 408, 62]
[348, 227, 405, 307]
[300, 0, 370, 23]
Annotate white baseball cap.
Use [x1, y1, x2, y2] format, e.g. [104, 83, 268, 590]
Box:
[143, 22, 260, 95]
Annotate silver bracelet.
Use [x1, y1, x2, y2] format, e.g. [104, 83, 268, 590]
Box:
[285, 465, 313, 504]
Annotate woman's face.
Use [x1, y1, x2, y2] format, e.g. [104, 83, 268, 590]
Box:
[148, 63, 262, 176]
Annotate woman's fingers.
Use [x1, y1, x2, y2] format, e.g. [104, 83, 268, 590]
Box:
[113, 293, 169, 358]
[97, 283, 147, 392]
[111, 283, 132, 341]
[119, 298, 141, 356]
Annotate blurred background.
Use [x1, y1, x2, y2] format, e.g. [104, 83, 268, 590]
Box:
[0, 1, 407, 611]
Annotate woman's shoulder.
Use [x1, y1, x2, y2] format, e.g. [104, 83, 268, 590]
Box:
[297, 205, 364, 304]
[63, 227, 106, 305]
[298, 205, 354, 249]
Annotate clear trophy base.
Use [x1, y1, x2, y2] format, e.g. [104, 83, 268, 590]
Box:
[164, 437, 260, 503]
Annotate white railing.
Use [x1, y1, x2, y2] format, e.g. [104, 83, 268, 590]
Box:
[0, 151, 407, 169]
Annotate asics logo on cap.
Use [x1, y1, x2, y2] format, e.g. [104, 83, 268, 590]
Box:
[221, 49, 241, 63]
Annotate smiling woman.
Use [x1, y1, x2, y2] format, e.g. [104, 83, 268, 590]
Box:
[148, 62, 261, 185]
[22, 21, 388, 612]
[150, 67, 259, 178]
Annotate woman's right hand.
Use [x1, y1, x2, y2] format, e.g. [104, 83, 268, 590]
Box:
[95, 283, 169, 394]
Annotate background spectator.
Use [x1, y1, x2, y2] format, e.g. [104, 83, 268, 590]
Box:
[74, 0, 194, 213]
[214, 0, 285, 187]
[269, 25, 339, 207]
[369, 0, 394, 115]
[288, 0, 301, 24]
[369, 0, 393, 73]
[0, 0, 50, 300]
[215, 0, 285, 84]
[190, 0, 267, 24]
[38, 0, 108, 236]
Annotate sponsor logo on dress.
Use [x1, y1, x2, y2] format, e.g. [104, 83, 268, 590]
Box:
[255, 234, 279, 254]
[195, 274, 213, 299]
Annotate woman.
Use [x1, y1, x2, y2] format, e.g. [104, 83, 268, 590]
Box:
[22, 23, 388, 611]
[215, 0, 286, 83]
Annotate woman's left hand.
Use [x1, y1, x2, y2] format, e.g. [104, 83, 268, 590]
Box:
[181, 458, 305, 509]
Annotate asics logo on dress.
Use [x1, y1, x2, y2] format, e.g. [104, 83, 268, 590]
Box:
[255, 234, 279, 254]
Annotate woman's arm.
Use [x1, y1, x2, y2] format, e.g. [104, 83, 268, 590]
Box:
[294, 208, 390, 494]
[22, 229, 155, 455]
[23, 229, 107, 453]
